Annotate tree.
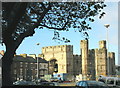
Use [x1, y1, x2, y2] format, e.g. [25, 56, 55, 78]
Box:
[2, 2, 106, 86]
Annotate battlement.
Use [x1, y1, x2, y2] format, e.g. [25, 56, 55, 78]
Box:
[108, 52, 115, 58]
[42, 45, 73, 49]
[99, 40, 106, 49]
[89, 49, 95, 52]
[42, 45, 73, 53]
[80, 40, 88, 42]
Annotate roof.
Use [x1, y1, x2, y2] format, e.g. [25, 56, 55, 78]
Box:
[38, 57, 48, 63]
[13, 55, 36, 63]
[13, 56, 48, 63]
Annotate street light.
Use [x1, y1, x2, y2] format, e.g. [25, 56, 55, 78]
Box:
[36, 43, 40, 79]
[104, 24, 110, 76]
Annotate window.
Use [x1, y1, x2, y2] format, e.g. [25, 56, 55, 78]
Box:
[20, 62, 23, 67]
[20, 69, 23, 75]
[25, 63, 28, 67]
[44, 65, 46, 68]
[61, 65, 64, 70]
[39, 64, 41, 67]
[14, 70, 16, 74]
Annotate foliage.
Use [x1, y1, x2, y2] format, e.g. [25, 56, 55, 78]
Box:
[2, 2, 106, 44]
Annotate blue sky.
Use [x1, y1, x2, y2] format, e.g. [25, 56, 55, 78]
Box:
[0, 2, 119, 65]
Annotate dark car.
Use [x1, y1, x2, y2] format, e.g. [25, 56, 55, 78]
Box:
[76, 80, 109, 88]
[38, 82, 59, 86]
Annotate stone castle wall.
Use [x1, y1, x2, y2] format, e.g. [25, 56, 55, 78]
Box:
[41, 40, 115, 80]
[42, 45, 73, 74]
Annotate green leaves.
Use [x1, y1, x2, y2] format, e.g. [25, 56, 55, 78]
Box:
[89, 18, 94, 22]
[99, 12, 106, 19]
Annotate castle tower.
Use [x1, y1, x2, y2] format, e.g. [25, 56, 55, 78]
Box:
[99, 40, 106, 49]
[80, 40, 89, 80]
[108, 52, 115, 76]
[88, 49, 96, 80]
[95, 40, 107, 80]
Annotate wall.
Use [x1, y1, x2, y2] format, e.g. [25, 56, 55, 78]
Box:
[42, 45, 73, 75]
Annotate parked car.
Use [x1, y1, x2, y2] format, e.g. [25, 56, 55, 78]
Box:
[50, 77, 59, 82]
[33, 78, 48, 84]
[76, 80, 109, 88]
[98, 76, 120, 88]
[13, 80, 36, 85]
[38, 82, 59, 86]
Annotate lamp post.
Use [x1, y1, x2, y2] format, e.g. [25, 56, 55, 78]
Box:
[104, 24, 110, 76]
[36, 43, 40, 79]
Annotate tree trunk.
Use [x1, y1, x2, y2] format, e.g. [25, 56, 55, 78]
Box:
[2, 43, 16, 86]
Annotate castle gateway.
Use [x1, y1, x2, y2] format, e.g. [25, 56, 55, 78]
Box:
[42, 45, 74, 75]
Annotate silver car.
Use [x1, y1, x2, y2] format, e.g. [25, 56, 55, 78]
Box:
[38, 82, 59, 86]
[13, 80, 36, 85]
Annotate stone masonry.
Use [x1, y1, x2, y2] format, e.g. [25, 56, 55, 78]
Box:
[41, 40, 115, 80]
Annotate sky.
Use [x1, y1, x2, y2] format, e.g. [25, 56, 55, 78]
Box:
[0, 2, 119, 65]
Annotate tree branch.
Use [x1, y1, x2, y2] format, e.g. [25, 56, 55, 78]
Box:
[15, 3, 53, 48]
[39, 16, 69, 31]
[30, 7, 42, 15]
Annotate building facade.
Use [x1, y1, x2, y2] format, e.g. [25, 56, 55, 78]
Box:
[11, 55, 48, 82]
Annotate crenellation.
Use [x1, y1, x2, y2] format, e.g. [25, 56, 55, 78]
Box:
[99, 40, 106, 49]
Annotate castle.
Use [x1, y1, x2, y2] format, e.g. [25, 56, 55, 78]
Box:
[41, 40, 115, 80]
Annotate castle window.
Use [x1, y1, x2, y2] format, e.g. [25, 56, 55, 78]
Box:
[62, 65, 64, 69]
[76, 60, 78, 64]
